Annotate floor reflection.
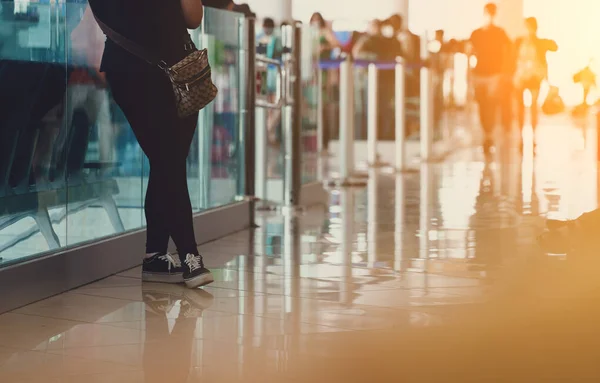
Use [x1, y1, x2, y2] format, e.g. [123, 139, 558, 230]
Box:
[1, 121, 600, 381]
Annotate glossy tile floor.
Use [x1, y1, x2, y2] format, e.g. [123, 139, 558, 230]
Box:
[2, 122, 600, 382]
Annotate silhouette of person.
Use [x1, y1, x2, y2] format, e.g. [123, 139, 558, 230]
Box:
[514, 17, 557, 145]
[469, 2, 512, 154]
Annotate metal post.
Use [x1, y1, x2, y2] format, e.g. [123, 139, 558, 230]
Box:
[317, 67, 325, 154]
[395, 60, 406, 171]
[420, 31, 433, 162]
[329, 56, 367, 187]
[281, 22, 303, 210]
[367, 64, 385, 167]
[243, 18, 256, 224]
[420, 66, 433, 161]
[339, 56, 354, 181]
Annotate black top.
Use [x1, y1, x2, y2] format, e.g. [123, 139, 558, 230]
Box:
[470, 25, 511, 76]
[87, 0, 190, 72]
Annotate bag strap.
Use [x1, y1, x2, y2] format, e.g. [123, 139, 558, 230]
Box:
[92, 13, 168, 70]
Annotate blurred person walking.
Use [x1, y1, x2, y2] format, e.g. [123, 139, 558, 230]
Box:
[514, 17, 557, 147]
[88, 0, 214, 288]
[311, 12, 340, 147]
[352, 19, 384, 60]
[469, 2, 512, 154]
[257, 17, 284, 148]
[310, 12, 340, 60]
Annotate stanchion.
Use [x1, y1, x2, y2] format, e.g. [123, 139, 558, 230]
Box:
[281, 22, 304, 212]
[395, 60, 407, 172]
[420, 66, 433, 162]
[340, 57, 353, 181]
[367, 64, 386, 167]
[328, 56, 367, 187]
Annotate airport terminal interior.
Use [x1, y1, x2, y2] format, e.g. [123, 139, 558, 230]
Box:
[2, 0, 600, 381]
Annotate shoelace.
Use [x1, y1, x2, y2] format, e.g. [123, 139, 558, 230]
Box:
[158, 253, 181, 271]
[184, 253, 203, 272]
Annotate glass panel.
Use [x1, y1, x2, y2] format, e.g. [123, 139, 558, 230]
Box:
[0, 2, 246, 268]
[193, 7, 246, 210]
[63, 2, 144, 248]
[300, 24, 319, 184]
[255, 21, 284, 203]
[0, 1, 69, 266]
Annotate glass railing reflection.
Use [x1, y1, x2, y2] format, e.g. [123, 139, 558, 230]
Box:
[0, 3, 246, 267]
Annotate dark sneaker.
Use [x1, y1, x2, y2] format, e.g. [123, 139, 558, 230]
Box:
[182, 253, 214, 289]
[142, 252, 184, 284]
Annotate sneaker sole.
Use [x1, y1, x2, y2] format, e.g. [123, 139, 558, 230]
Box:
[184, 272, 214, 289]
[142, 272, 184, 284]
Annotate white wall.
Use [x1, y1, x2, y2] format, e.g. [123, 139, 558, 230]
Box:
[408, 0, 489, 37]
[245, 0, 292, 22]
[246, 0, 408, 29]
[524, 0, 600, 104]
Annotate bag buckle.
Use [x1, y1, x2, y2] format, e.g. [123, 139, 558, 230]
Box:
[158, 61, 169, 71]
[184, 43, 195, 51]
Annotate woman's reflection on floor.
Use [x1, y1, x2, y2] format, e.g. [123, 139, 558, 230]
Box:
[468, 159, 519, 281]
[141, 283, 214, 382]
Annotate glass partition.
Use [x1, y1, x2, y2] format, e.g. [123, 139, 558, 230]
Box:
[300, 24, 319, 184]
[191, 7, 246, 209]
[0, 2, 246, 268]
[255, 22, 284, 203]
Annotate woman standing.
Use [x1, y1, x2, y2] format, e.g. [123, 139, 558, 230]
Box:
[87, 0, 213, 288]
[309, 12, 340, 60]
[514, 17, 557, 138]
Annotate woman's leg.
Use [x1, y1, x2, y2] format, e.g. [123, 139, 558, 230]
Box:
[107, 69, 212, 287]
[106, 70, 197, 256]
[144, 169, 170, 254]
[146, 113, 199, 257]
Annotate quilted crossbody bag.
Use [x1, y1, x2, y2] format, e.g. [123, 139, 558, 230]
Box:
[93, 15, 218, 118]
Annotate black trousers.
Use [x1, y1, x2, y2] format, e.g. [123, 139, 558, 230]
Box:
[106, 69, 199, 257]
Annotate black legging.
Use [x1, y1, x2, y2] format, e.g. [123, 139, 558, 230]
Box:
[106, 68, 199, 257]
